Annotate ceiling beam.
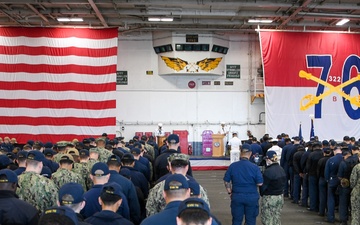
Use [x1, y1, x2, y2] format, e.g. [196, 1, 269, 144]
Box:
[26, 3, 49, 23]
[37, 3, 46, 11]
[0, 8, 22, 25]
[0, 3, 12, 10]
[87, 0, 108, 27]
[279, 0, 312, 28]
[64, 4, 71, 11]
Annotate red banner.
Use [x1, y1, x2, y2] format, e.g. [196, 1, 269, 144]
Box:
[260, 31, 360, 140]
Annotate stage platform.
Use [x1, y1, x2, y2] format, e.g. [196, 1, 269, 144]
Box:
[190, 156, 230, 171]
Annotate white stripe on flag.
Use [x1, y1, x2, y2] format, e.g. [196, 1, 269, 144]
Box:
[0, 36, 118, 49]
[0, 108, 116, 118]
[0, 54, 117, 66]
[0, 72, 115, 84]
[0, 90, 116, 101]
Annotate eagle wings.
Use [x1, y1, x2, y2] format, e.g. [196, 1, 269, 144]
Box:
[196, 57, 222, 72]
[160, 56, 188, 72]
[161, 56, 222, 72]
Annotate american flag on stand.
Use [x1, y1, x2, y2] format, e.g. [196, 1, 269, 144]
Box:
[0, 27, 118, 143]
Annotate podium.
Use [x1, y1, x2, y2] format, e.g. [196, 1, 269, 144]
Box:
[212, 134, 225, 157]
[157, 136, 167, 146]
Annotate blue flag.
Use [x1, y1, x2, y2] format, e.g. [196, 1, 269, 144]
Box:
[298, 123, 303, 142]
[310, 119, 315, 139]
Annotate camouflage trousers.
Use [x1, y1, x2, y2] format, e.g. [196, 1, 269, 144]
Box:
[351, 188, 360, 225]
[261, 194, 284, 225]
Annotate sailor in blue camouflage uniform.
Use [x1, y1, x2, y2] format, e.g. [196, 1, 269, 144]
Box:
[224, 144, 263, 225]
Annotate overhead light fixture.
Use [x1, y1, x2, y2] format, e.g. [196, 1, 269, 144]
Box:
[160, 18, 174, 22]
[148, 17, 161, 22]
[57, 17, 84, 22]
[248, 19, 273, 24]
[148, 17, 173, 22]
[69, 18, 84, 22]
[336, 19, 349, 26]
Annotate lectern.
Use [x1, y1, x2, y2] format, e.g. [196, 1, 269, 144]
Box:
[157, 136, 167, 146]
[212, 134, 224, 157]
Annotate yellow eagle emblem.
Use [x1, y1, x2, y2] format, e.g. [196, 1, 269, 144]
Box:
[161, 56, 222, 72]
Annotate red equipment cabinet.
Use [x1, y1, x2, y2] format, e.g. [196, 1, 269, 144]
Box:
[172, 130, 189, 154]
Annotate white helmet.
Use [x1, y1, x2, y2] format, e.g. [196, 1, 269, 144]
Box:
[220, 121, 225, 125]
[158, 123, 163, 127]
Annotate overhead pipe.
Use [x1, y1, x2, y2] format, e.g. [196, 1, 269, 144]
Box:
[297, 12, 360, 19]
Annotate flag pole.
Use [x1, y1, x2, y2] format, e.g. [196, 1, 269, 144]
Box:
[310, 117, 315, 139]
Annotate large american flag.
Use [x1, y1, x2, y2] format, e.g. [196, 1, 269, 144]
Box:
[0, 27, 118, 143]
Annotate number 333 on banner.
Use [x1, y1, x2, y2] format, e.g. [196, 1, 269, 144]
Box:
[300, 55, 360, 120]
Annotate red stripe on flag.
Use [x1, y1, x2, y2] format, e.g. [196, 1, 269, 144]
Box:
[0, 46, 118, 57]
[0, 133, 116, 144]
[0, 27, 118, 39]
[0, 99, 116, 109]
[0, 81, 116, 92]
[0, 63, 116, 75]
[0, 116, 115, 126]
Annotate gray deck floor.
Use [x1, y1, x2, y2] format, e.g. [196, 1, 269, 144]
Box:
[194, 170, 339, 225]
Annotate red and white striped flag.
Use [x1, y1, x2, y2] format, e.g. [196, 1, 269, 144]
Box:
[0, 27, 118, 143]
